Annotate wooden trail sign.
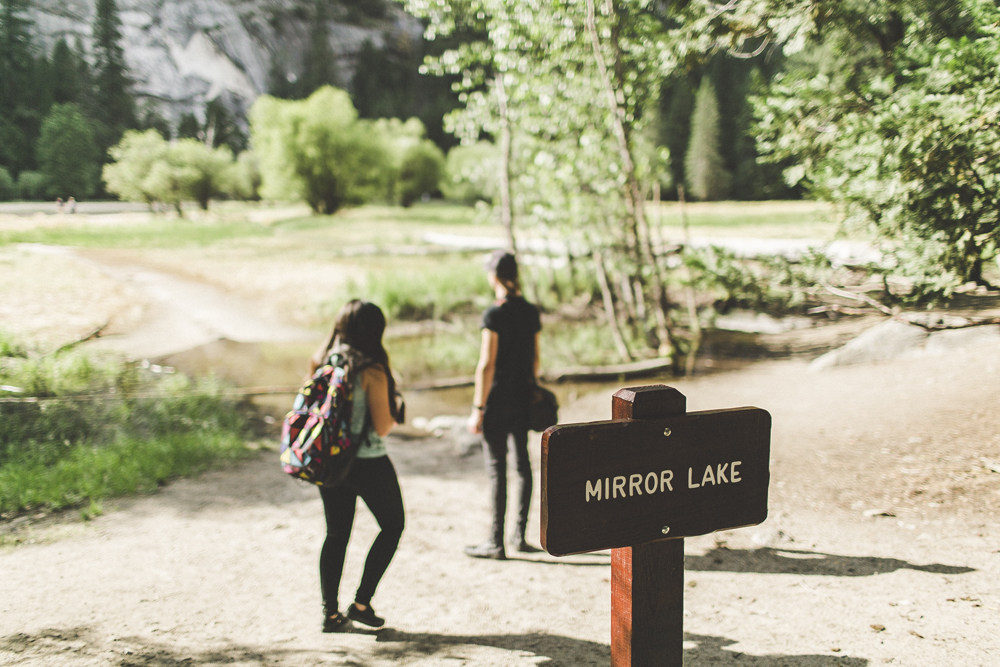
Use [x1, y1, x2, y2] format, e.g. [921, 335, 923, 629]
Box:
[540, 385, 771, 667]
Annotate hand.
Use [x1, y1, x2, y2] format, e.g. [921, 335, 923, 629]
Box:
[467, 407, 484, 434]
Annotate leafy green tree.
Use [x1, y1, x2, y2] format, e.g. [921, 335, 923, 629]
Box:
[398, 140, 444, 206]
[165, 139, 234, 211]
[756, 0, 1000, 295]
[92, 0, 135, 147]
[37, 103, 100, 199]
[685, 76, 729, 201]
[249, 86, 391, 214]
[102, 129, 169, 208]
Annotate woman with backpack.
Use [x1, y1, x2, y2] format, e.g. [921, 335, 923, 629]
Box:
[465, 250, 543, 560]
[310, 300, 405, 632]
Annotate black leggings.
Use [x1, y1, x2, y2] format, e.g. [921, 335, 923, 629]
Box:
[319, 456, 404, 611]
[481, 399, 532, 545]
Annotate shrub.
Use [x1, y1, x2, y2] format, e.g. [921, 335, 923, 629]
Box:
[398, 140, 445, 207]
[0, 167, 15, 201]
[16, 171, 48, 201]
[442, 141, 499, 203]
[0, 340, 254, 514]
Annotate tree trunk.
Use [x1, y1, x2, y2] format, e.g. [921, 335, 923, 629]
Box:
[585, 0, 673, 359]
[496, 73, 516, 253]
[594, 250, 632, 362]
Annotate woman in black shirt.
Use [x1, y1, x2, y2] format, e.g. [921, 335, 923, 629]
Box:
[465, 251, 542, 559]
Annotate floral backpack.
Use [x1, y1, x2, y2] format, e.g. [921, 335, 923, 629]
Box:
[279, 353, 363, 486]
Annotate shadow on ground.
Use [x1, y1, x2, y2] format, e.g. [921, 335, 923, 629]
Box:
[686, 546, 975, 577]
[1, 626, 868, 667]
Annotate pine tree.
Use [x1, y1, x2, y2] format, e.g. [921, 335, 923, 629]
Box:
[51, 37, 79, 104]
[92, 0, 135, 140]
[299, 0, 337, 97]
[0, 0, 33, 115]
[684, 76, 730, 201]
[0, 0, 37, 174]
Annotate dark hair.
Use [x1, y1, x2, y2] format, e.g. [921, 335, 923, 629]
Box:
[316, 299, 401, 421]
[485, 249, 520, 294]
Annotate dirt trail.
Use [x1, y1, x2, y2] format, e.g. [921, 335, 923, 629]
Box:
[2, 341, 999, 666]
[17, 243, 316, 359]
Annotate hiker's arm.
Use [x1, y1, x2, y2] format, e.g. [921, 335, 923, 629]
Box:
[468, 329, 498, 434]
[362, 366, 396, 437]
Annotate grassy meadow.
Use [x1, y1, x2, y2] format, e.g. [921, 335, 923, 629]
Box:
[0, 198, 840, 518]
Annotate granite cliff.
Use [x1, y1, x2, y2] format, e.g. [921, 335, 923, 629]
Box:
[27, 0, 422, 126]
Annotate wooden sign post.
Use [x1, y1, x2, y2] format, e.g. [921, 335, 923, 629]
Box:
[541, 385, 771, 667]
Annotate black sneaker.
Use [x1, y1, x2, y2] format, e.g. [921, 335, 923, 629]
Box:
[464, 542, 507, 560]
[323, 612, 350, 633]
[348, 603, 385, 628]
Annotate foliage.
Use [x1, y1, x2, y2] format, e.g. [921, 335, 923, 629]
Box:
[92, 0, 135, 147]
[15, 170, 45, 200]
[0, 165, 14, 200]
[103, 130, 237, 213]
[250, 86, 391, 214]
[685, 77, 730, 201]
[0, 340, 253, 514]
[36, 103, 100, 199]
[441, 141, 499, 203]
[398, 140, 445, 206]
[102, 129, 169, 208]
[228, 151, 262, 201]
[755, 0, 1000, 297]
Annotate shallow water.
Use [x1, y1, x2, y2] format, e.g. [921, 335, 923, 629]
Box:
[156, 338, 755, 428]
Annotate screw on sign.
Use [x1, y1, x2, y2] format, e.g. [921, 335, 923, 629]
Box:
[540, 385, 771, 667]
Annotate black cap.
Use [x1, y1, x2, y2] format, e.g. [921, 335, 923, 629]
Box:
[485, 250, 518, 282]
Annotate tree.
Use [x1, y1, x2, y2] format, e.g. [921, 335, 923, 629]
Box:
[755, 0, 1000, 296]
[250, 86, 391, 214]
[103, 129, 169, 208]
[92, 0, 135, 147]
[398, 140, 444, 206]
[166, 140, 234, 210]
[685, 76, 730, 201]
[0, 0, 38, 174]
[37, 103, 100, 199]
[50, 38, 80, 105]
[299, 0, 338, 96]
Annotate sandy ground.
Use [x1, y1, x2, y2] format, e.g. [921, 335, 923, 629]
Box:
[2, 347, 999, 666]
[2, 229, 1000, 666]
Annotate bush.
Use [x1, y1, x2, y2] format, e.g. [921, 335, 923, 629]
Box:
[442, 141, 499, 203]
[0, 167, 15, 201]
[228, 151, 262, 201]
[0, 340, 254, 514]
[398, 140, 445, 207]
[16, 171, 48, 201]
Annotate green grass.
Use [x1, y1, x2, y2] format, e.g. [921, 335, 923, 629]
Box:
[0, 217, 274, 249]
[0, 334, 255, 515]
